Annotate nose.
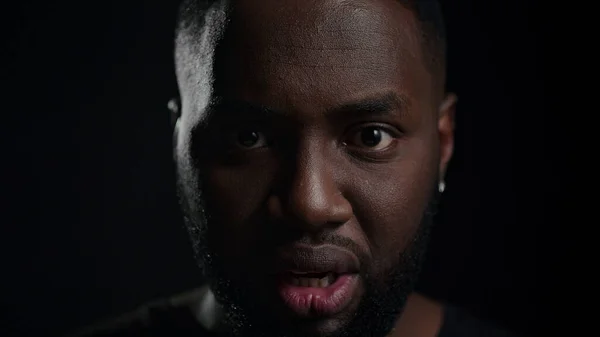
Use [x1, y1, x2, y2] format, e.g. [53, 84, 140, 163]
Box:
[269, 143, 353, 232]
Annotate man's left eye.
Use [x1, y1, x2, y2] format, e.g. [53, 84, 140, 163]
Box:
[346, 126, 396, 150]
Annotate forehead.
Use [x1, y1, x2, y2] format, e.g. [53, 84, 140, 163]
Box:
[206, 0, 432, 118]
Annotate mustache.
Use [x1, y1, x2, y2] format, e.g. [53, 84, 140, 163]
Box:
[293, 233, 363, 255]
[275, 232, 371, 272]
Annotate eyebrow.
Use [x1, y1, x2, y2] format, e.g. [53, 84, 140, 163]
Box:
[325, 92, 409, 121]
[210, 91, 409, 121]
[209, 98, 278, 121]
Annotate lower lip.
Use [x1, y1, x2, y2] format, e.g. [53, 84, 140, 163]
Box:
[276, 274, 359, 317]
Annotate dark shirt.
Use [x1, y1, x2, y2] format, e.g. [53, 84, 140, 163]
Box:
[68, 289, 519, 337]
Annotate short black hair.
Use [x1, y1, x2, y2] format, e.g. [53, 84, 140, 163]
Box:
[399, 0, 447, 79]
[175, 0, 447, 82]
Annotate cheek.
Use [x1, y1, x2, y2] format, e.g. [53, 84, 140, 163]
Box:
[349, 141, 437, 268]
[203, 159, 278, 250]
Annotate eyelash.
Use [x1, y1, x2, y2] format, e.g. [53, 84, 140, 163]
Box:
[345, 123, 401, 141]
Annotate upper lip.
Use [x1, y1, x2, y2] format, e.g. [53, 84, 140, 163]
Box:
[271, 244, 360, 275]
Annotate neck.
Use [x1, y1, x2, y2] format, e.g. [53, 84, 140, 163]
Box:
[190, 285, 225, 332]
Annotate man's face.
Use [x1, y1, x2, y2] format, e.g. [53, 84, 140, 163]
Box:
[175, 1, 454, 336]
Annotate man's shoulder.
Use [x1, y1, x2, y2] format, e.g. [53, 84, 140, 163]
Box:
[439, 304, 523, 337]
[65, 288, 211, 337]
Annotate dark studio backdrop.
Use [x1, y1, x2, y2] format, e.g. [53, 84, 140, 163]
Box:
[5, 1, 544, 336]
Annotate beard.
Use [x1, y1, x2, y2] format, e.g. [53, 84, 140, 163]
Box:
[177, 171, 441, 337]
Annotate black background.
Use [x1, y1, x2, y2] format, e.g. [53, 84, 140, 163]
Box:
[6, 1, 544, 336]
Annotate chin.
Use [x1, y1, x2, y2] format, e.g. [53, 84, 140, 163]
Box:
[288, 317, 351, 337]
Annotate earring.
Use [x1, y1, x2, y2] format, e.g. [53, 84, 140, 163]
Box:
[438, 180, 446, 193]
[168, 98, 180, 117]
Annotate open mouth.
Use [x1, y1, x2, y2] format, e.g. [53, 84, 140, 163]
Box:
[271, 244, 362, 317]
[276, 271, 359, 317]
[283, 272, 339, 288]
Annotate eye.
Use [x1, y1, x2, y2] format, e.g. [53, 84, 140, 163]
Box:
[347, 126, 396, 151]
[234, 130, 269, 149]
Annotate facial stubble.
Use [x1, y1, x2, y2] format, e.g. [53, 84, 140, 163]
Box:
[176, 170, 441, 337]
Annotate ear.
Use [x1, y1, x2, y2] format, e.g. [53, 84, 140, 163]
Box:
[168, 98, 181, 162]
[438, 93, 457, 181]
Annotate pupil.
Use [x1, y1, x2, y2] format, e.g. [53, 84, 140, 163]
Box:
[361, 128, 382, 147]
[238, 131, 259, 147]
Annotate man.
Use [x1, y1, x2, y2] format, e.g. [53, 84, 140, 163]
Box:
[71, 0, 519, 336]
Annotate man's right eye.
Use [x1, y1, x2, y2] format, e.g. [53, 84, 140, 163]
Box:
[233, 130, 269, 149]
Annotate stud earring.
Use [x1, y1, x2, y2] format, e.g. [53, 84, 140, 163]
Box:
[438, 180, 446, 193]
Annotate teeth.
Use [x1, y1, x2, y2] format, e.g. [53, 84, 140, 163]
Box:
[289, 273, 337, 288]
